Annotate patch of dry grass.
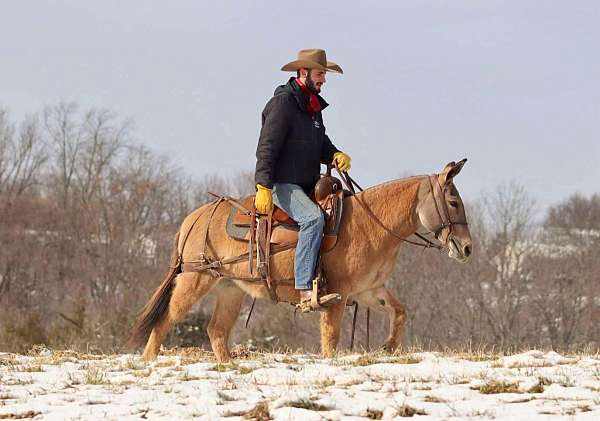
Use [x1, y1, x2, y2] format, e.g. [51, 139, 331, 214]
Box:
[244, 400, 271, 420]
[2, 377, 33, 386]
[577, 404, 592, 413]
[206, 361, 255, 374]
[209, 363, 237, 372]
[478, 380, 520, 394]
[352, 350, 422, 367]
[124, 357, 145, 370]
[448, 375, 470, 385]
[394, 404, 427, 417]
[354, 354, 379, 366]
[222, 400, 271, 420]
[423, 395, 448, 403]
[237, 365, 255, 375]
[14, 364, 44, 373]
[0, 355, 18, 366]
[84, 367, 109, 385]
[285, 398, 332, 411]
[315, 378, 335, 388]
[365, 408, 383, 419]
[508, 361, 553, 369]
[132, 368, 152, 378]
[113, 379, 135, 387]
[591, 365, 600, 381]
[276, 356, 297, 364]
[162, 346, 213, 362]
[526, 379, 547, 394]
[153, 359, 176, 368]
[556, 358, 579, 365]
[0, 410, 42, 419]
[456, 353, 500, 362]
[555, 368, 576, 387]
[390, 355, 422, 364]
[180, 371, 203, 381]
[443, 343, 502, 362]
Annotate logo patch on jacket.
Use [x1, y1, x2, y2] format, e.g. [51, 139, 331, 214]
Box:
[314, 120, 321, 129]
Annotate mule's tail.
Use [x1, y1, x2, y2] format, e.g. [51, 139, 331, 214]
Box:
[129, 231, 181, 348]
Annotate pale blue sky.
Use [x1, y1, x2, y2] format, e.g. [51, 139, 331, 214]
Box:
[1, 1, 598, 208]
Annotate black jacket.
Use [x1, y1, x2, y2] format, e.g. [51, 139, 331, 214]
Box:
[254, 77, 339, 192]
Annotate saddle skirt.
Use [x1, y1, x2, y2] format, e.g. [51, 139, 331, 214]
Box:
[225, 176, 346, 253]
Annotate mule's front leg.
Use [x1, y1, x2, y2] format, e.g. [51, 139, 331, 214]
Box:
[380, 287, 407, 352]
[320, 298, 347, 357]
[353, 286, 407, 352]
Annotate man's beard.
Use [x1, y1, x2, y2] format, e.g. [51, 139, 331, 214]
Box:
[306, 71, 320, 94]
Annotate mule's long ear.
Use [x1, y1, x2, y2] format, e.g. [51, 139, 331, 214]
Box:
[439, 158, 467, 186]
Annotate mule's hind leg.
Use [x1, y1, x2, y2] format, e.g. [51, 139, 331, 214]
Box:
[320, 297, 347, 357]
[207, 280, 246, 363]
[353, 286, 407, 352]
[143, 273, 216, 361]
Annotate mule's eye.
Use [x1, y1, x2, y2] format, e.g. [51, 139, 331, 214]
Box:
[449, 200, 459, 208]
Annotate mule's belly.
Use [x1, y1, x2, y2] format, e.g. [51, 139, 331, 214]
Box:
[231, 279, 299, 303]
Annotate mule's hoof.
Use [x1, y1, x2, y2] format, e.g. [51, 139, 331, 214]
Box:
[382, 342, 399, 353]
[142, 353, 158, 362]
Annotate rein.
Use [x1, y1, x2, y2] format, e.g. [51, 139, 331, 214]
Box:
[335, 168, 445, 251]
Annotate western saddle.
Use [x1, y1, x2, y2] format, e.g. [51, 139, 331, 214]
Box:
[224, 172, 346, 303]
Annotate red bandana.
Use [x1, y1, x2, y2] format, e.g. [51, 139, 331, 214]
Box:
[295, 78, 322, 114]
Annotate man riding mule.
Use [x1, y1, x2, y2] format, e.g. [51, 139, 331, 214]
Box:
[254, 48, 351, 312]
[131, 157, 473, 361]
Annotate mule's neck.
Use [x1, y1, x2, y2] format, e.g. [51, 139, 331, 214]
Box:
[348, 177, 424, 248]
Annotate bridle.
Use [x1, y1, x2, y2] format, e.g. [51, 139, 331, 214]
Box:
[422, 174, 469, 247]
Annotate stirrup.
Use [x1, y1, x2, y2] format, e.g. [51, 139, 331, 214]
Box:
[295, 279, 341, 313]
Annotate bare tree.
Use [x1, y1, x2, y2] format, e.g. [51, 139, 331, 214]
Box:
[472, 182, 537, 348]
[529, 193, 600, 350]
[0, 110, 46, 220]
[545, 193, 600, 231]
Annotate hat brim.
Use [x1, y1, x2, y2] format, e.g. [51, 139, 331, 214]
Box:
[281, 59, 343, 74]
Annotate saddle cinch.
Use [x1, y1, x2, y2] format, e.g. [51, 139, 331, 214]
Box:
[225, 174, 346, 251]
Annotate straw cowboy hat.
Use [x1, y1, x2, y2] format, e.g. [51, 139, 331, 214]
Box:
[281, 49, 343, 74]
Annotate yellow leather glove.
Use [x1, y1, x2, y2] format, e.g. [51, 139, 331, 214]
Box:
[254, 184, 273, 214]
[333, 151, 351, 172]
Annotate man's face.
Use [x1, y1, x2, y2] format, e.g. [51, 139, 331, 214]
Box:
[303, 69, 326, 94]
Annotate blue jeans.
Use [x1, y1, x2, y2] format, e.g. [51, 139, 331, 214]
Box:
[272, 183, 324, 290]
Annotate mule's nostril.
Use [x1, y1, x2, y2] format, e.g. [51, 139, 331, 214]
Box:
[463, 245, 472, 257]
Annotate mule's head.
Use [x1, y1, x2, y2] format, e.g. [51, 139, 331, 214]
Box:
[417, 159, 472, 262]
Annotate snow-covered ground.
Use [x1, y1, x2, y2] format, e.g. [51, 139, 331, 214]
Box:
[0, 348, 598, 420]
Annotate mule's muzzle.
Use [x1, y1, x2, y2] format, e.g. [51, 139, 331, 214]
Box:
[448, 236, 472, 263]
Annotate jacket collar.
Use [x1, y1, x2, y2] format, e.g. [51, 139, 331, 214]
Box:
[276, 77, 329, 113]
